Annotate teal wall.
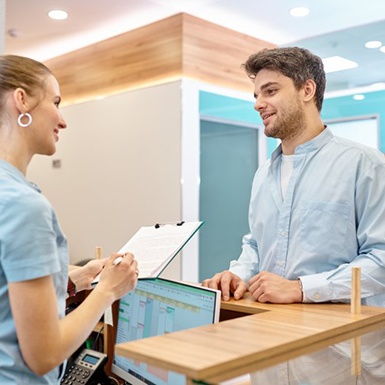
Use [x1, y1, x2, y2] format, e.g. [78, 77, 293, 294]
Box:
[199, 91, 257, 124]
[200, 89, 385, 155]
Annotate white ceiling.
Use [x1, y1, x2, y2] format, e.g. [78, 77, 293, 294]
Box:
[4, 0, 385, 94]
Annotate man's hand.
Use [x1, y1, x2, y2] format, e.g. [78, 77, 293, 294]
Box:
[248, 271, 303, 303]
[202, 270, 247, 301]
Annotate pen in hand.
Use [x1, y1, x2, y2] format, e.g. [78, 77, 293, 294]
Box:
[114, 254, 140, 277]
[113, 256, 123, 266]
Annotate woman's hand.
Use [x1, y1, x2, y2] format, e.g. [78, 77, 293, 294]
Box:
[69, 259, 107, 292]
[95, 252, 138, 303]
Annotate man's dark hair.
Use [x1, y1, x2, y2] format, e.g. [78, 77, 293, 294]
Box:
[243, 47, 326, 111]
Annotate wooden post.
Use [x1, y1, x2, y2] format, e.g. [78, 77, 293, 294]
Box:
[351, 336, 361, 377]
[351, 266, 361, 315]
[351, 266, 361, 376]
[95, 246, 102, 259]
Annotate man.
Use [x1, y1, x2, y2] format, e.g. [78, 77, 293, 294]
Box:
[202, 47, 385, 306]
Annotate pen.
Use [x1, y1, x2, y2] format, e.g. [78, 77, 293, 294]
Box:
[113, 255, 139, 276]
[113, 256, 123, 266]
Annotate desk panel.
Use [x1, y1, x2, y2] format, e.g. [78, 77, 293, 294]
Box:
[115, 298, 385, 384]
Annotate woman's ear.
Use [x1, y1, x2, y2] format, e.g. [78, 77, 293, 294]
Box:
[13, 87, 29, 113]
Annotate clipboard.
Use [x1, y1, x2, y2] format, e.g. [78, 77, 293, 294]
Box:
[92, 221, 203, 285]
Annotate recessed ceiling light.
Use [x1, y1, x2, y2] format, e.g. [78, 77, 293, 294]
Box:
[289, 7, 310, 17]
[380, 46, 385, 53]
[322, 56, 358, 73]
[353, 94, 365, 101]
[48, 10, 68, 20]
[365, 40, 382, 49]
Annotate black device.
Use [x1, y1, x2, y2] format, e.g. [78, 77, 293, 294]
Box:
[61, 348, 110, 385]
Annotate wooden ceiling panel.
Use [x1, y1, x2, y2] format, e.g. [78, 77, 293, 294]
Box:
[45, 13, 275, 105]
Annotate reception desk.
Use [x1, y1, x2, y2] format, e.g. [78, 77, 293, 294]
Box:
[115, 293, 385, 384]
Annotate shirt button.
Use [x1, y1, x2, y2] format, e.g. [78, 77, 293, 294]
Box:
[314, 293, 321, 300]
[280, 230, 286, 236]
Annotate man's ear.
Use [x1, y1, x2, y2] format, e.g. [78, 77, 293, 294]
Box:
[303, 79, 317, 103]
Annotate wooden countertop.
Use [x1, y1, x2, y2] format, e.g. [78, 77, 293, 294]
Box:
[115, 294, 385, 384]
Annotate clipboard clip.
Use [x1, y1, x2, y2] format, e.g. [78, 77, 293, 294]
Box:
[155, 221, 185, 229]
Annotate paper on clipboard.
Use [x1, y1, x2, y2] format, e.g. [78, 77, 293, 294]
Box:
[92, 221, 203, 285]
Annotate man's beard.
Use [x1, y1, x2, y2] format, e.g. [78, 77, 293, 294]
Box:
[265, 97, 306, 142]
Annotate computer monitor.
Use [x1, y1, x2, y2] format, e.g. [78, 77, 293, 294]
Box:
[111, 278, 221, 385]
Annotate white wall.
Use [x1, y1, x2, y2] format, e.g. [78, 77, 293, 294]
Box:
[28, 81, 183, 279]
[326, 115, 379, 149]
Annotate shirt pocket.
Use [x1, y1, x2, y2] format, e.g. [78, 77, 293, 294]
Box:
[300, 201, 350, 256]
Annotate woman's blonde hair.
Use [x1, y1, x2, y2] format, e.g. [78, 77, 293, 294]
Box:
[0, 54, 52, 115]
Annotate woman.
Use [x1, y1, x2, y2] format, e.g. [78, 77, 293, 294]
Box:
[0, 54, 138, 384]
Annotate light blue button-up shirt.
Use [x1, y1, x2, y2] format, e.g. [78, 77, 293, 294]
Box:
[230, 128, 385, 306]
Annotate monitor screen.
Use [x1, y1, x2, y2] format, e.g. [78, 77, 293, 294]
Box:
[112, 278, 221, 385]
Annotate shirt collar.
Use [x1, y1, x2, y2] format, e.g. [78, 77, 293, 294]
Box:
[0, 159, 41, 193]
[271, 126, 332, 161]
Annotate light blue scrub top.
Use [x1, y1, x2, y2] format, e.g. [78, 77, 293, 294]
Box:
[0, 160, 68, 384]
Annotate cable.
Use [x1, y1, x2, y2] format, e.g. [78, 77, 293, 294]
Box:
[107, 376, 120, 385]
